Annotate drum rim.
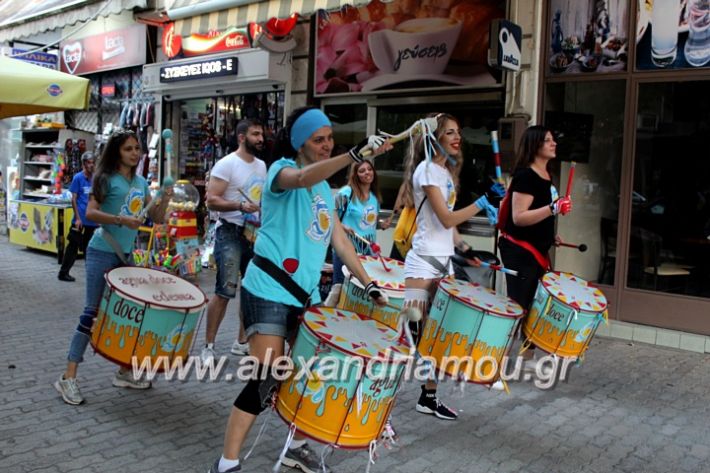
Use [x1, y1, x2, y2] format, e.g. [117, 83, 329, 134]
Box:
[302, 308, 410, 360]
[541, 270, 608, 313]
[438, 277, 524, 319]
[341, 256, 406, 294]
[105, 266, 207, 310]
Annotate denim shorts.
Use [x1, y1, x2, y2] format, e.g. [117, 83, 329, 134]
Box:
[241, 286, 301, 339]
[214, 222, 253, 298]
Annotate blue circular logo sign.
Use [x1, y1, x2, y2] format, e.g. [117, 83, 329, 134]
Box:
[47, 84, 63, 97]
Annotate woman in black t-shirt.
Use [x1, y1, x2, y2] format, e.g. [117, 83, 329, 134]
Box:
[499, 126, 572, 362]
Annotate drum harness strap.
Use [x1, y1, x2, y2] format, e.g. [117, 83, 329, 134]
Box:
[252, 254, 311, 307]
[99, 226, 129, 265]
[499, 231, 551, 271]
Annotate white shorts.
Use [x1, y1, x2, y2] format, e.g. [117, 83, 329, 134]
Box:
[404, 252, 453, 280]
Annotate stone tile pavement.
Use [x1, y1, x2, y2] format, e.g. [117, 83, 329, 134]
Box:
[1, 235, 709, 473]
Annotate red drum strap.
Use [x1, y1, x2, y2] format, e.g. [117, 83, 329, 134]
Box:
[500, 232, 551, 271]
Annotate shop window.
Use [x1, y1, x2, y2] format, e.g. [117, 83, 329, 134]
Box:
[323, 103, 368, 188]
[374, 102, 504, 209]
[544, 81, 625, 285]
[627, 81, 710, 298]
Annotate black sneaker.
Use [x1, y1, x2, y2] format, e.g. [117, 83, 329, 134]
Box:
[58, 273, 75, 282]
[282, 443, 332, 473]
[415, 386, 458, 420]
[207, 458, 241, 473]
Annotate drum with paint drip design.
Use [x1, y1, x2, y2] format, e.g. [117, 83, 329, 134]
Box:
[523, 271, 608, 359]
[419, 277, 524, 384]
[338, 255, 405, 330]
[276, 307, 410, 448]
[91, 267, 206, 370]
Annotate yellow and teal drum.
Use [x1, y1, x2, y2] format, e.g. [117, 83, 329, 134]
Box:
[276, 307, 409, 448]
[523, 271, 608, 359]
[419, 277, 524, 385]
[338, 255, 405, 330]
[91, 267, 206, 370]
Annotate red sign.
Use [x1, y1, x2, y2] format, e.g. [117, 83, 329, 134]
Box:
[60, 24, 147, 75]
[101, 84, 116, 97]
[163, 25, 250, 59]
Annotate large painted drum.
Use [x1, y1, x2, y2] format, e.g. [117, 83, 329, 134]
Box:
[523, 272, 608, 359]
[338, 255, 405, 330]
[276, 307, 409, 448]
[419, 277, 524, 384]
[91, 267, 206, 370]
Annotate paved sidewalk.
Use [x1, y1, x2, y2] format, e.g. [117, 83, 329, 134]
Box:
[1, 236, 709, 473]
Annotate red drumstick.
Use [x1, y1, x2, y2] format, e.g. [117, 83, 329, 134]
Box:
[351, 233, 391, 272]
[565, 161, 576, 198]
[556, 241, 588, 252]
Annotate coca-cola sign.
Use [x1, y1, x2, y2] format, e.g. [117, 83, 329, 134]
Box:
[162, 25, 251, 59]
[60, 24, 147, 75]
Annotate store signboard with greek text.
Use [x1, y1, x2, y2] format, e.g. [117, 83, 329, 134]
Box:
[59, 24, 147, 75]
[159, 57, 238, 83]
[314, 0, 505, 96]
[548, 0, 628, 75]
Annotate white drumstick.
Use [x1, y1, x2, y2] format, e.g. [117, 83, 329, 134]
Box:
[360, 116, 438, 158]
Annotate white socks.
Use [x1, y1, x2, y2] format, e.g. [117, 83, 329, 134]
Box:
[218, 456, 240, 472]
[289, 438, 306, 450]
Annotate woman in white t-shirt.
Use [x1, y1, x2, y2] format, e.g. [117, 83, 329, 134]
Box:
[402, 113, 497, 421]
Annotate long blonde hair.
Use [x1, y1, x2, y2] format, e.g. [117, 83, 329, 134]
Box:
[401, 113, 463, 206]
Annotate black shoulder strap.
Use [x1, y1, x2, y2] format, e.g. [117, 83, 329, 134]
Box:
[252, 254, 311, 307]
[405, 196, 427, 242]
[337, 188, 355, 221]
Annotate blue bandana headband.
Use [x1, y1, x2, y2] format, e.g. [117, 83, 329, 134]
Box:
[290, 109, 332, 151]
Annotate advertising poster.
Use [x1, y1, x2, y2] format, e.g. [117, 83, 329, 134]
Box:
[59, 24, 147, 76]
[314, 0, 505, 96]
[636, 0, 709, 70]
[548, 0, 629, 75]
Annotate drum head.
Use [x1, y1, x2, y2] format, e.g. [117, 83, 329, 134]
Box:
[438, 277, 524, 318]
[541, 272, 607, 312]
[105, 267, 207, 310]
[341, 255, 405, 293]
[302, 307, 410, 359]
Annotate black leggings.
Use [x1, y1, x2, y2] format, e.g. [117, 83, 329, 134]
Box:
[499, 238, 546, 310]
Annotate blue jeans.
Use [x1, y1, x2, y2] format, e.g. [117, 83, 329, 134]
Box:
[67, 247, 124, 363]
[214, 222, 253, 299]
[332, 249, 345, 285]
[241, 287, 301, 339]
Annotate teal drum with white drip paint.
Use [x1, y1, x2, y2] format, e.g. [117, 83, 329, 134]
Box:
[275, 307, 410, 448]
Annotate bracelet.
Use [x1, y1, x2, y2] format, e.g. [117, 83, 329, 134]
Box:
[115, 215, 122, 227]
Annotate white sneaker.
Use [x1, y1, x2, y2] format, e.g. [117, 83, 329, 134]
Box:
[201, 345, 216, 363]
[112, 369, 151, 389]
[230, 340, 249, 355]
[54, 375, 84, 405]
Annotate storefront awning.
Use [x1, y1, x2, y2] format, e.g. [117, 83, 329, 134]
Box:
[168, 0, 370, 37]
[0, 0, 148, 42]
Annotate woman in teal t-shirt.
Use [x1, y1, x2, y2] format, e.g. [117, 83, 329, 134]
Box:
[54, 130, 170, 406]
[324, 160, 390, 306]
[207, 107, 393, 473]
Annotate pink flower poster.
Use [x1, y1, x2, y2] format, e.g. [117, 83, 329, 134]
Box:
[314, 0, 505, 96]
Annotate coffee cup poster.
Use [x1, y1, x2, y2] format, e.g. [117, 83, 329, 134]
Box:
[636, 0, 710, 70]
[548, 0, 629, 75]
[314, 0, 505, 96]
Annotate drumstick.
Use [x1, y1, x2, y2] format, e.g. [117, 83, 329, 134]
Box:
[350, 233, 391, 272]
[565, 161, 576, 198]
[464, 257, 521, 278]
[556, 241, 588, 252]
[237, 188, 255, 205]
[491, 130, 504, 185]
[360, 116, 439, 158]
